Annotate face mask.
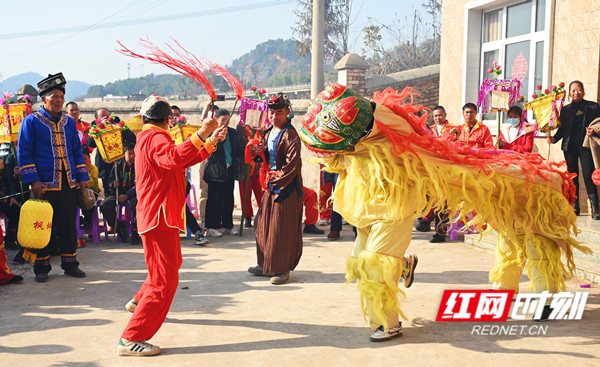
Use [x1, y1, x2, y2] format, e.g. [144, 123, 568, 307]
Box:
[506, 118, 520, 127]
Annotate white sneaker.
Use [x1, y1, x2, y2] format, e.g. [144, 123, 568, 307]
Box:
[117, 338, 161, 356]
[369, 323, 403, 342]
[125, 299, 137, 313]
[342, 219, 349, 225]
[225, 228, 239, 235]
[206, 228, 223, 237]
[317, 219, 330, 226]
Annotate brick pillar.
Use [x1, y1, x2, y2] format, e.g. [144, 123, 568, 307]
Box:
[334, 53, 369, 95]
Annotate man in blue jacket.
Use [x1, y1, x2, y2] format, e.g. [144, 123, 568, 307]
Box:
[18, 72, 90, 282]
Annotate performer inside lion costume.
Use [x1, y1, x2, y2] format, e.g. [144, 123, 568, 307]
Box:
[299, 84, 591, 341]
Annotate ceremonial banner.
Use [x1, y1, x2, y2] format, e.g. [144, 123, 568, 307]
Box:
[93, 127, 125, 163]
[524, 91, 565, 133]
[0, 103, 31, 143]
[168, 124, 202, 145]
[239, 98, 270, 129]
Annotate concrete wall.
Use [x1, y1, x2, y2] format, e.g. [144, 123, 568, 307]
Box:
[366, 64, 440, 121]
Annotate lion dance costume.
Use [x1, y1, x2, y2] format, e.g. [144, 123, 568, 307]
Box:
[299, 84, 592, 336]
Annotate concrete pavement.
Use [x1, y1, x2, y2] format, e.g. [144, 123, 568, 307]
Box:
[1, 222, 599, 367]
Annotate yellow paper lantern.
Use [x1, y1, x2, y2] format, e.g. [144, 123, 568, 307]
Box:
[17, 199, 53, 249]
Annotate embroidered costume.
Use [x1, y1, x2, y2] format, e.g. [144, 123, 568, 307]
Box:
[18, 73, 89, 278]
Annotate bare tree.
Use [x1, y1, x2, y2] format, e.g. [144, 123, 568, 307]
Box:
[362, 1, 441, 76]
[292, 0, 353, 63]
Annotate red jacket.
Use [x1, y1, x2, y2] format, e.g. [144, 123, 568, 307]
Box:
[135, 124, 216, 234]
[499, 123, 535, 153]
[431, 120, 456, 142]
[456, 121, 494, 149]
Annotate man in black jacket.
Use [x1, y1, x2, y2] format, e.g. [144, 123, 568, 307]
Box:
[203, 109, 239, 237]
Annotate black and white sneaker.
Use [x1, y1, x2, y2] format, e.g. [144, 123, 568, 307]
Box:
[117, 338, 161, 356]
[369, 323, 403, 342]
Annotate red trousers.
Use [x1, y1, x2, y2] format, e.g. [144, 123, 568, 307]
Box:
[319, 171, 333, 221]
[0, 229, 17, 285]
[239, 175, 263, 218]
[121, 217, 182, 341]
[303, 186, 319, 225]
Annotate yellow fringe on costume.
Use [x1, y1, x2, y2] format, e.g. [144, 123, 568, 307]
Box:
[319, 103, 591, 295]
[346, 252, 407, 331]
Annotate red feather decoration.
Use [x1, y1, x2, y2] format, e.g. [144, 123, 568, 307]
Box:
[116, 37, 217, 100]
[204, 60, 245, 101]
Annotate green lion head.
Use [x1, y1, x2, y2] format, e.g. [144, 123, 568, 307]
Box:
[299, 84, 373, 156]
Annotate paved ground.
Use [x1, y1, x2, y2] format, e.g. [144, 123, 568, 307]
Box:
[1, 221, 599, 367]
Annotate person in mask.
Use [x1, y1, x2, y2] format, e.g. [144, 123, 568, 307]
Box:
[497, 105, 534, 153]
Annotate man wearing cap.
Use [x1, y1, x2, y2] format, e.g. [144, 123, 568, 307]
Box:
[18, 73, 89, 282]
[117, 95, 226, 357]
[247, 93, 303, 285]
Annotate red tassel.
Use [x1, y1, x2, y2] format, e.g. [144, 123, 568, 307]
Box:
[116, 37, 217, 100]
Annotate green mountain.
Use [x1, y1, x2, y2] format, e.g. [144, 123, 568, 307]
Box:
[84, 38, 312, 98]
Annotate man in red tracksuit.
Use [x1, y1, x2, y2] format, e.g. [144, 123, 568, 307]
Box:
[117, 95, 227, 357]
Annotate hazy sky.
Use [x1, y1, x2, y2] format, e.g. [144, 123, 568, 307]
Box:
[0, 0, 427, 86]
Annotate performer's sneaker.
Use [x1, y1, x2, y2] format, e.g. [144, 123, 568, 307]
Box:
[194, 236, 209, 246]
[369, 323, 403, 342]
[270, 271, 290, 284]
[402, 254, 418, 288]
[125, 299, 138, 313]
[206, 228, 223, 237]
[117, 338, 161, 356]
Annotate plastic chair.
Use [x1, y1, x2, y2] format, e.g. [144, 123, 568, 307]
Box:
[76, 199, 108, 243]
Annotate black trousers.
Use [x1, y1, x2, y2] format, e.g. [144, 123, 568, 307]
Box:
[100, 196, 137, 229]
[34, 182, 79, 274]
[564, 146, 597, 197]
[205, 179, 235, 229]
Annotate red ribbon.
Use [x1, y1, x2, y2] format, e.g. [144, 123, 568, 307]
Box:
[245, 139, 281, 190]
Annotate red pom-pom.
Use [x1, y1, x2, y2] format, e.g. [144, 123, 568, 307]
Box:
[551, 85, 557, 90]
[559, 82, 565, 87]
[260, 89, 266, 94]
[107, 117, 112, 122]
[119, 121, 125, 127]
[93, 128, 100, 133]
[536, 84, 542, 90]
[98, 123, 105, 129]
[251, 86, 257, 91]
[532, 94, 538, 99]
[544, 89, 550, 94]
